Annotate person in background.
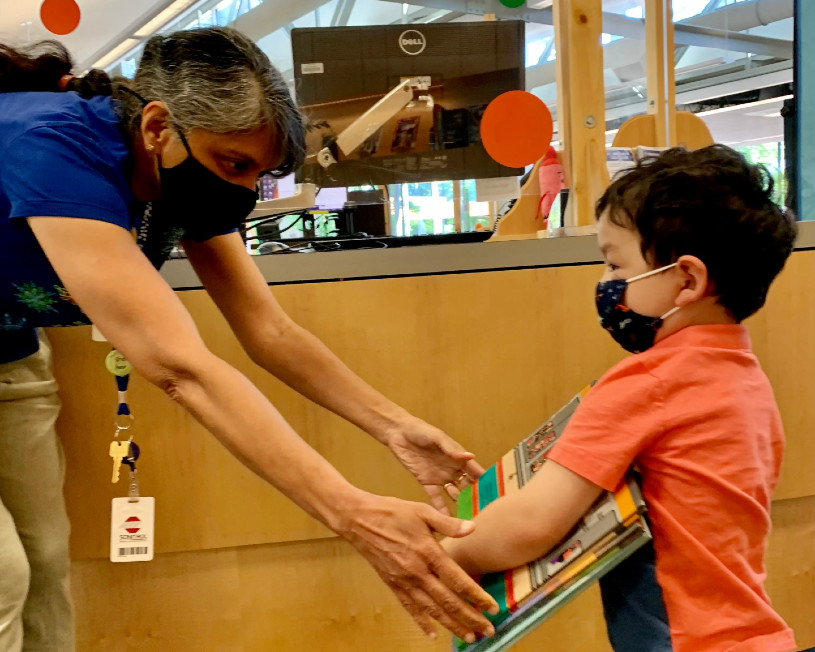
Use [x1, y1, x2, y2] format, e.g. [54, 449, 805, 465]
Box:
[444, 146, 798, 652]
[0, 28, 497, 652]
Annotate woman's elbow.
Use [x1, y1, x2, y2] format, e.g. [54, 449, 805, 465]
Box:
[136, 349, 213, 405]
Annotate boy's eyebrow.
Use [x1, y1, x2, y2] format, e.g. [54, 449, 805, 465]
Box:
[599, 243, 615, 255]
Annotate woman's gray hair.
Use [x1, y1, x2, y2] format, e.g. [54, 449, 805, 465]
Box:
[115, 27, 304, 177]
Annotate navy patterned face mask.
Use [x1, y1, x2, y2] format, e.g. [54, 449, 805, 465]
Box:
[595, 263, 680, 353]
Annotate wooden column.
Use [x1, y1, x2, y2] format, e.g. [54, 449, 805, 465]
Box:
[553, 0, 609, 230]
[645, 0, 677, 147]
[453, 181, 462, 233]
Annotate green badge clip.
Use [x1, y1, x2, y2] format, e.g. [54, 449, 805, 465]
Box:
[105, 350, 133, 377]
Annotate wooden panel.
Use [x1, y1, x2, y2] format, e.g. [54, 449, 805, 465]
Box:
[70, 495, 815, 652]
[765, 494, 815, 650]
[53, 247, 815, 650]
[490, 157, 544, 240]
[72, 537, 613, 652]
[50, 249, 815, 560]
[745, 250, 815, 500]
[51, 263, 627, 559]
[611, 111, 713, 150]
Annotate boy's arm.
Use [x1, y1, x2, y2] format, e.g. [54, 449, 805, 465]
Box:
[443, 461, 604, 576]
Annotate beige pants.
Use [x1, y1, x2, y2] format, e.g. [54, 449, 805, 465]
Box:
[0, 332, 74, 651]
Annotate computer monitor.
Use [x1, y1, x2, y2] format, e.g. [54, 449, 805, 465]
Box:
[291, 21, 525, 189]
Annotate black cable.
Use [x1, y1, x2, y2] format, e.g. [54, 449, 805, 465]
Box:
[241, 209, 307, 234]
[276, 213, 306, 236]
[243, 213, 306, 243]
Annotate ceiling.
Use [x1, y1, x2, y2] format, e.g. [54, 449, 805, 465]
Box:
[0, 0, 794, 150]
[0, 0, 167, 69]
[699, 96, 786, 148]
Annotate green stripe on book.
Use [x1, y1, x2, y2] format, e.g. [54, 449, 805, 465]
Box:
[455, 573, 512, 650]
[482, 572, 511, 623]
[458, 486, 474, 520]
[478, 466, 500, 511]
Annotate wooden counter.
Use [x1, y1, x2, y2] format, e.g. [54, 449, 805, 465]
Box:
[48, 233, 815, 651]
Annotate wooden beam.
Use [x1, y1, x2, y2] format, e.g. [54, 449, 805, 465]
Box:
[453, 181, 462, 233]
[554, 0, 609, 229]
[645, 0, 677, 147]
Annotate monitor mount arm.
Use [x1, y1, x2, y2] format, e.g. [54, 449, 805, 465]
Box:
[317, 76, 432, 169]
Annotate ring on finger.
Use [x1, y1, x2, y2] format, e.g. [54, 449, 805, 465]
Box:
[455, 472, 472, 487]
[443, 482, 456, 492]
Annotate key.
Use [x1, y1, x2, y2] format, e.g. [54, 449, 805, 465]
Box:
[123, 441, 140, 472]
[109, 440, 130, 483]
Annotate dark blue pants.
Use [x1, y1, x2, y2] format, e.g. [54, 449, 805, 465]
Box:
[600, 540, 673, 652]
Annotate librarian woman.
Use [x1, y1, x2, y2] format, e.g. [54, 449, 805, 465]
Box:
[0, 27, 497, 651]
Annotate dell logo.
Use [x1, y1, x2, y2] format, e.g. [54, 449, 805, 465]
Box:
[398, 30, 427, 56]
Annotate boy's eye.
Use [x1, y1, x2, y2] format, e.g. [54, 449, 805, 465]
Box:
[606, 263, 620, 271]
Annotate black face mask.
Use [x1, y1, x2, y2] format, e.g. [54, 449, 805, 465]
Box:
[122, 87, 258, 242]
[156, 129, 258, 242]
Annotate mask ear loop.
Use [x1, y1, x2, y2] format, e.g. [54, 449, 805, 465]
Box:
[175, 128, 193, 157]
[626, 263, 682, 323]
[118, 86, 192, 157]
[117, 85, 149, 106]
[659, 305, 681, 321]
[627, 262, 679, 284]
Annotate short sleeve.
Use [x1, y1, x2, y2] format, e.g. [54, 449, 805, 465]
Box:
[2, 125, 132, 228]
[547, 359, 665, 491]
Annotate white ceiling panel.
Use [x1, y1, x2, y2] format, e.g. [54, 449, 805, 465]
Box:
[0, 0, 169, 70]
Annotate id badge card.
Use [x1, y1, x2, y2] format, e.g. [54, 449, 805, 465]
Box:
[110, 497, 155, 562]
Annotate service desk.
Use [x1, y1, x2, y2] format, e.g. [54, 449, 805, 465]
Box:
[48, 224, 815, 651]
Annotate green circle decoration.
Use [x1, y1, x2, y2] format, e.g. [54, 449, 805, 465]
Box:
[105, 350, 133, 377]
[499, 0, 525, 7]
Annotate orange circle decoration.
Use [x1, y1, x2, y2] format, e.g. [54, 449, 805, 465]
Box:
[480, 91, 554, 168]
[40, 0, 81, 36]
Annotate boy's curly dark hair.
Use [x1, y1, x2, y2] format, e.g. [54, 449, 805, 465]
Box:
[596, 145, 797, 322]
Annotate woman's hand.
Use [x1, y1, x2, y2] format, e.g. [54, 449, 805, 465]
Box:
[337, 491, 498, 643]
[385, 418, 485, 513]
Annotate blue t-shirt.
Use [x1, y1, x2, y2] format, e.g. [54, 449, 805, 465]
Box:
[0, 92, 184, 363]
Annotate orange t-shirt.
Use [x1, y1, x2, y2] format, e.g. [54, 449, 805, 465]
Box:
[547, 324, 796, 652]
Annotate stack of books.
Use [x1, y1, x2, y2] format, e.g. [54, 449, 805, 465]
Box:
[454, 385, 652, 652]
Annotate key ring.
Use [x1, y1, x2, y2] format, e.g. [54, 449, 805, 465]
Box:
[114, 413, 135, 432]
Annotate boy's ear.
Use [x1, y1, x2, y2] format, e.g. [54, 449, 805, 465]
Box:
[675, 255, 710, 306]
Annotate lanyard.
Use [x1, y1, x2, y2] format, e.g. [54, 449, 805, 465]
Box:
[104, 347, 155, 563]
[105, 350, 140, 500]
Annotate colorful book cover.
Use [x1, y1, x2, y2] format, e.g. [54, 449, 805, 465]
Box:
[454, 385, 652, 652]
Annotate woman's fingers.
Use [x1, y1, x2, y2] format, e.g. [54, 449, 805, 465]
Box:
[396, 583, 483, 645]
[340, 495, 497, 641]
[424, 484, 452, 515]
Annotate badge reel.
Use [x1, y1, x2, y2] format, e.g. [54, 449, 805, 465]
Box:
[105, 350, 154, 563]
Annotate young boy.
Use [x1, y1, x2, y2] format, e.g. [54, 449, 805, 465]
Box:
[444, 145, 798, 652]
